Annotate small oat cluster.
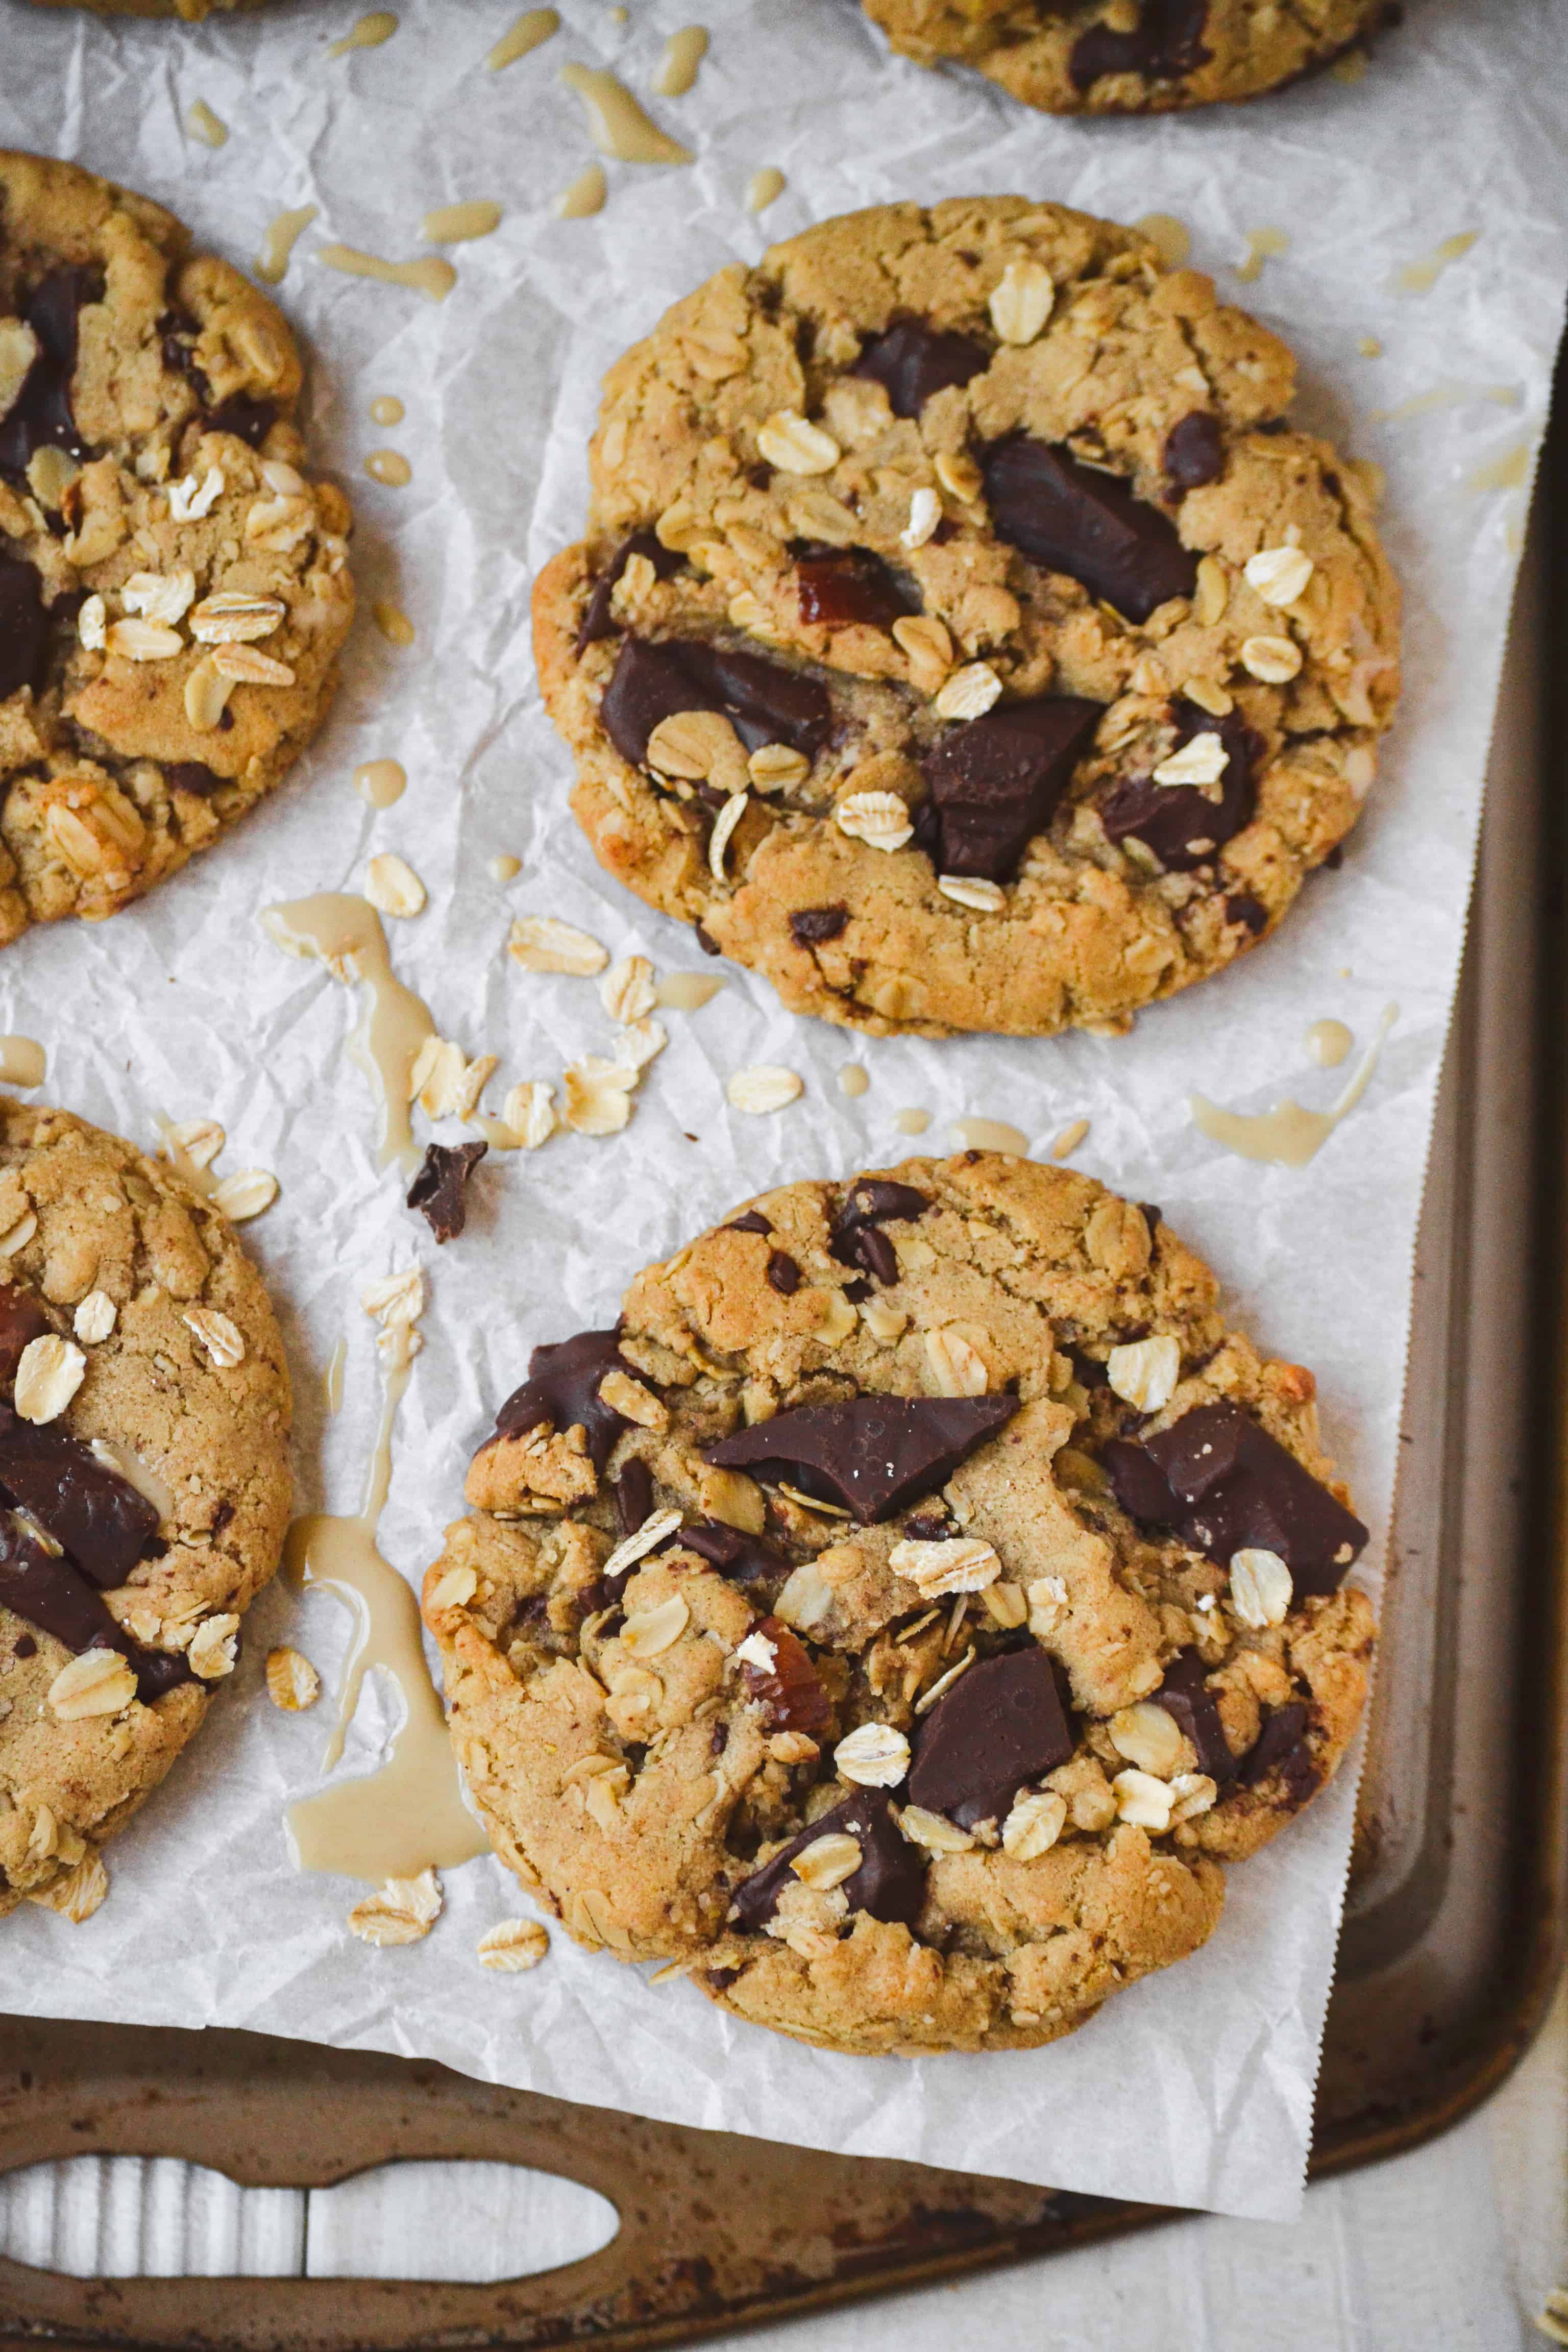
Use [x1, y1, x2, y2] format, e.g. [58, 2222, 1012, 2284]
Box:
[361, 1264, 427, 1361]
[344, 1863, 550, 1974]
[489, 917, 668, 1142]
[162, 1115, 279, 1226]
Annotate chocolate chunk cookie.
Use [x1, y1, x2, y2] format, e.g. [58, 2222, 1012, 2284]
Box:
[0, 1099, 291, 1921]
[862, 1, 1393, 115]
[423, 1152, 1374, 2055]
[0, 153, 354, 949]
[534, 199, 1399, 1038]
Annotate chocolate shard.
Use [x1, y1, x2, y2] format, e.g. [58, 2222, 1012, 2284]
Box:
[489, 1328, 635, 1473]
[829, 1178, 932, 1285]
[1102, 1399, 1368, 1596]
[767, 1250, 801, 1295]
[0, 554, 48, 702]
[1098, 700, 1263, 873]
[165, 761, 224, 797]
[705, 1392, 1017, 1524]
[406, 1139, 487, 1243]
[0, 1284, 50, 1391]
[600, 635, 832, 768]
[855, 319, 988, 420]
[726, 1209, 772, 1235]
[1236, 1699, 1315, 1795]
[205, 394, 277, 449]
[0, 266, 99, 479]
[983, 435, 1198, 624]
[729, 1785, 926, 1933]
[796, 545, 915, 631]
[1153, 1647, 1236, 1784]
[678, 1521, 794, 1592]
[1070, 0, 1213, 90]
[1163, 410, 1225, 493]
[739, 1613, 833, 1734]
[0, 1509, 191, 1702]
[577, 531, 684, 652]
[0, 1402, 160, 1588]
[924, 694, 1104, 882]
[908, 1647, 1074, 1830]
[614, 1456, 653, 1536]
[789, 905, 849, 947]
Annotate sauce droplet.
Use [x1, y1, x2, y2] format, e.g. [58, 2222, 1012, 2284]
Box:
[654, 24, 708, 97]
[554, 163, 607, 220]
[354, 758, 406, 808]
[324, 1335, 348, 1416]
[372, 599, 416, 646]
[560, 64, 694, 165]
[951, 1116, 1027, 1155]
[1190, 1004, 1396, 1169]
[260, 893, 435, 1168]
[1395, 231, 1478, 295]
[837, 1063, 869, 1098]
[368, 394, 404, 426]
[421, 200, 503, 244]
[487, 6, 559, 68]
[488, 852, 522, 884]
[1304, 1018, 1353, 1069]
[317, 244, 455, 304]
[256, 204, 318, 285]
[0, 1036, 46, 1089]
[326, 10, 399, 60]
[185, 99, 228, 149]
[364, 449, 412, 487]
[1235, 226, 1289, 284]
[1134, 212, 1190, 268]
[1358, 335, 1382, 358]
[746, 166, 786, 214]
[1465, 442, 1530, 495]
[1371, 380, 1520, 425]
[894, 1107, 931, 1136]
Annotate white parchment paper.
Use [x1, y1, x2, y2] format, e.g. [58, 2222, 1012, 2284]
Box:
[0, 0, 1564, 2226]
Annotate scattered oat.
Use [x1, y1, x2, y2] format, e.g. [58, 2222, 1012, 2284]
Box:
[428, 1561, 479, 1613]
[266, 1646, 321, 1710]
[1112, 1767, 1174, 1831]
[362, 1266, 425, 1329]
[1244, 545, 1315, 606]
[410, 1037, 495, 1121]
[15, 1335, 85, 1424]
[188, 1613, 240, 1680]
[599, 1367, 665, 1429]
[122, 569, 195, 625]
[211, 642, 297, 687]
[937, 874, 1006, 914]
[27, 1846, 109, 1922]
[727, 1065, 803, 1115]
[934, 662, 1002, 721]
[1050, 1118, 1090, 1161]
[167, 467, 224, 522]
[73, 1290, 117, 1344]
[508, 916, 609, 975]
[913, 1646, 975, 1714]
[563, 1057, 637, 1135]
[48, 1648, 137, 1721]
[1239, 633, 1304, 683]
[757, 410, 840, 474]
[923, 1326, 988, 1398]
[748, 742, 808, 791]
[832, 1722, 909, 1788]
[363, 853, 427, 918]
[1107, 1334, 1180, 1413]
[501, 1081, 557, 1147]
[348, 1868, 444, 1947]
[477, 1917, 550, 1972]
[182, 1308, 246, 1370]
[1108, 1701, 1185, 1778]
[107, 617, 183, 663]
[600, 955, 656, 1024]
[189, 590, 286, 644]
[212, 1168, 279, 1222]
[1228, 1546, 1293, 1628]
[835, 790, 913, 853]
[614, 1017, 667, 1073]
[601, 1506, 683, 1585]
[708, 791, 749, 880]
[888, 1535, 999, 1599]
[897, 1803, 974, 1853]
[165, 1117, 225, 1168]
[989, 257, 1055, 345]
[1152, 731, 1228, 788]
[184, 658, 233, 731]
[619, 1592, 690, 1659]
[0, 1210, 35, 1256]
[1002, 1788, 1067, 1859]
[1169, 1772, 1218, 1823]
[77, 594, 106, 650]
[901, 486, 941, 550]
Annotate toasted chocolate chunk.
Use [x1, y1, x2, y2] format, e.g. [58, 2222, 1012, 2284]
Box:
[908, 1648, 1074, 1830]
[0, 266, 98, 479]
[600, 635, 832, 769]
[577, 531, 684, 652]
[854, 318, 988, 419]
[0, 1284, 50, 1392]
[0, 554, 48, 703]
[1153, 1646, 1236, 1783]
[830, 1178, 932, 1285]
[489, 1328, 635, 1473]
[1098, 701, 1263, 873]
[740, 1614, 832, 1734]
[789, 905, 849, 947]
[679, 1521, 793, 1591]
[406, 1139, 487, 1243]
[0, 1508, 190, 1701]
[1237, 1699, 1315, 1795]
[983, 435, 1198, 624]
[205, 394, 277, 449]
[727, 1210, 772, 1235]
[164, 761, 224, 797]
[924, 694, 1103, 881]
[705, 1392, 1017, 1523]
[796, 545, 914, 631]
[614, 1457, 653, 1536]
[1163, 410, 1225, 493]
[1102, 1400, 1368, 1595]
[1070, 0, 1212, 90]
[729, 1785, 925, 1932]
[0, 1402, 160, 1587]
[766, 1249, 801, 1295]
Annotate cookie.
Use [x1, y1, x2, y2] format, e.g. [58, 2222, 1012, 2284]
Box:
[0, 152, 354, 950]
[534, 198, 1399, 1039]
[862, 0, 1392, 115]
[0, 1099, 291, 1921]
[423, 1152, 1374, 2056]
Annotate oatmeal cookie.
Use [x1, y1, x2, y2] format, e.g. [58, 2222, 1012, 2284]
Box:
[0, 1098, 291, 1921]
[0, 152, 354, 949]
[863, 0, 1393, 115]
[423, 1152, 1374, 2055]
[534, 198, 1398, 1039]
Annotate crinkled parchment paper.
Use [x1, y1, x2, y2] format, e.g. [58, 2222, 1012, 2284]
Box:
[0, 0, 1564, 2225]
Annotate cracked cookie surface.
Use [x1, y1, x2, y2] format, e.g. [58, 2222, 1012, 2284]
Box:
[0, 152, 354, 949]
[423, 1151, 1374, 2056]
[862, 0, 1391, 115]
[0, 1098, 291, 1922]
[535, 197, 1399, 1039]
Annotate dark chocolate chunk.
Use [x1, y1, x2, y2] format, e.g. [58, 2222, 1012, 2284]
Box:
[983, 435, 1198, 624]
[0, 1508, 190, 1702]
[13, 1632, 34, 1658]
[0, 267, 99, 480]
[729, 1785, 925, 1934]
[0, 1402, 160, 1588]
[600, 635, 831, 769]
[678, 1521, 793, 1592]
[0, 1284, 50, 1392]
[1153, 1647, 1236, 1783]
[855, 320, 988, 419]
[1102, 1400, 1368, 1595]
[489, 1328, 635, 1473]
[205, 394, 277, 449]
[705, 1392, 1017, 1524]
[576, 531, 684, 652]
[0, 553, 49, 702]
[1236, 1700, 1315, 1797]
[789, 905, 849, 947]
[1226, 892, 1269, 935]
[902, 1510, 950, 1541]
[726, 1210, 771, 1235]
[405, 1139, 487, 1243]
[796, 545, 914, 631]
[1163, 410, 1225, 493]
[694, 922, 721, 957]
[739, 1613, 832, 1734]
[767, 1250, 801, 1295]
[614, 1457, 653, 1537]
[1070, 0, 1212, 90]
[1098, 701, 1263, 873]
[924, 693, 1104, 882]
[164, 761, 224, 797]
[829, 1178, 932, 1285]
[907, 1647, 1074, 1831]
